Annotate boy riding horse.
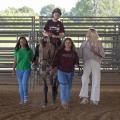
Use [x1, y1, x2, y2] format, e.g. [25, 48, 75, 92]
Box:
[33, 8, 65, 106]
[42, 8, 65, 106]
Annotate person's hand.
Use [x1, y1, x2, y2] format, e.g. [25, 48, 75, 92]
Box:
[48, 32, 52, 37]
[50, 66, 57, 73]
[52, 34, 60, 38]
[33, 59, 38, 65]
[75, 64, 79, 68]
[51, 34, 56, 38]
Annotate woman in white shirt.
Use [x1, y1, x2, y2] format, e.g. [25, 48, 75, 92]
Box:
[79, 28, 105, 105]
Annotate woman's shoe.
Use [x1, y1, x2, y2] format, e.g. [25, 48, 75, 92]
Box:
[80, 98, 89, 104]
[24, 99, 28, 104]
[19, 101, 23, 105]
[62, 103, 68, 109]
[90, 100, 99, 105]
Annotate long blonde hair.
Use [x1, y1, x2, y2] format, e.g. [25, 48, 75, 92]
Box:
[87, 28, 99, 47]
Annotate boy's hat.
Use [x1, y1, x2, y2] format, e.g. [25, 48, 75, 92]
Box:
[52, 8, 62, 16]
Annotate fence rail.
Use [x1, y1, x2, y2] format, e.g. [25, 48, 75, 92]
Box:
[0, 16, 120, 73]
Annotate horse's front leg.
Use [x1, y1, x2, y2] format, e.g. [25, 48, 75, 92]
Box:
[41, 65, 48, 106]
[49, 71, 59, 104]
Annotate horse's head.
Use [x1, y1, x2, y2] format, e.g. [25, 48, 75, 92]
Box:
[41, 36, 50, 47]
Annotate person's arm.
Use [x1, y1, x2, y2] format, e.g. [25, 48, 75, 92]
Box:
[57, 22, 65, 38]
[13, 57, 16, 72]
[43, 20, 52, 37]
[99, 42, 105, 58]
[13, 51, 17, 72]
[91, 41, 105, 58]
[91, 48, 102, 57]
[74, 51, 79, 67]
[78, 44, 83, 59]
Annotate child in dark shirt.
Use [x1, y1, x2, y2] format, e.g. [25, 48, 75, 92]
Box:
[52, 38, 79, 110]
[43, 8, 65, 49]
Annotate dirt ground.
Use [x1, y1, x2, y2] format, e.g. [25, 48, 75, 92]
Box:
[0, 84, 120, 120]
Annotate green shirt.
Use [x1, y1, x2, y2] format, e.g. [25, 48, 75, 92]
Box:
[14, 48, 33, 70]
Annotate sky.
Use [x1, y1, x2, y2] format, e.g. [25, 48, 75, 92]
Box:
[0, 0, 78, 13]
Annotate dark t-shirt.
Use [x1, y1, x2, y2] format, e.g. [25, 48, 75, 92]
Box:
[44, 19, 65, 48]
[52, 49, 79, 72]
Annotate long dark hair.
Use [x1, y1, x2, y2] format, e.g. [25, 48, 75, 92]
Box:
[60, 37, 75, 51]
[15, 36, 30, 51]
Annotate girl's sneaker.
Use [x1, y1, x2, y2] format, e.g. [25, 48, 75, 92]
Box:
[90, 100, 99, 105]
[19, 101, 23, 105]
[80, 98, 89, 104]
[24, 99, 28, 104]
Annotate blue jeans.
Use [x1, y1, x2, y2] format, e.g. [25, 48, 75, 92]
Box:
[58, 70, 74, 104]
[16, 70, 31, 102]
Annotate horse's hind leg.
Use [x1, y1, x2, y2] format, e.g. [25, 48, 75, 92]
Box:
[41, 71, 48, 106]
[54, 75, 59, 98]
[43, 79, 48, 106]
[50, 73, 58, 104]
[53, 75, 59, 102]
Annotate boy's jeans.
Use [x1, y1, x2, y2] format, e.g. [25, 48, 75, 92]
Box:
[16, 70, 31, 102]
[58, 70, 74, 104]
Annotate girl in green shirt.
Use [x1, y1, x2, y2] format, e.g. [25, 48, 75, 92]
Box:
[13, 37, 33, 104]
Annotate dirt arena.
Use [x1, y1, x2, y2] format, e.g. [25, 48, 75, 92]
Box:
[0, 84, 120, 120]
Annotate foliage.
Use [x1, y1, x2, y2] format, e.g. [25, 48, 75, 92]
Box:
[1, 0, 120, 16]
[0, 6, 38, 16]
[40, 4, 68, 16]
[69, 0, 120, 16]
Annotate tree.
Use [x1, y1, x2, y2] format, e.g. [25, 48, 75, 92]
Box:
[69, 0, 95, 16]
[98, 0, 120, 16]
[40, 4, 55, 16]
[40, 4, 69, 16]
[18, 6, 37, 16]
[0, 6, 37, 16]
[69, 0, 120, 16]
[0, 7, 18, 16]
[18, 6, 34, 13]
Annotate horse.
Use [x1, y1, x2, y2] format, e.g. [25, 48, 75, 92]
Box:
[33, 36, 59, 106]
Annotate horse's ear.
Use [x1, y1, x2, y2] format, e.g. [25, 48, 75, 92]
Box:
[42, 36, 50, 44]
[41, 37, 48, 47]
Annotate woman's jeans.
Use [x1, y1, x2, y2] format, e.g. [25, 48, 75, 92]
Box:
[58, 70, 74, 104]
[16, 70, 31, 102]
